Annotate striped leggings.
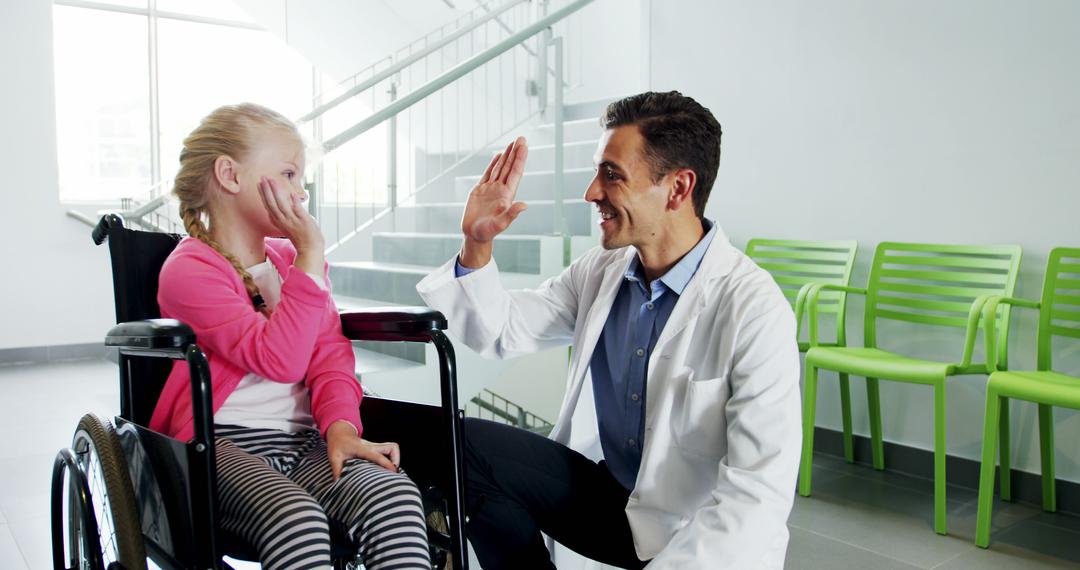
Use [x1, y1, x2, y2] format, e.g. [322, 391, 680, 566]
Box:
[215, 425, 430, 570]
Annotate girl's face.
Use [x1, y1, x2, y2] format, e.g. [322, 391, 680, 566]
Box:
[236, 126, 306, 236]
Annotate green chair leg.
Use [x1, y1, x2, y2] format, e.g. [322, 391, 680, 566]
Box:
[976, 391, 1002, 548]
[799, 362, 819, 497]
[839, 372, 854, 463]
[998, 397, 1012, 501]
[866, 377, 885, 470]
[933, 381, 947, 535]
[1038, 404, 1056, 512]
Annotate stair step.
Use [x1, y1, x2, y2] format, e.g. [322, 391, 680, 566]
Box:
[330, 262, 431, 305]
[452, 167, 595, 202]
[372, 233, 542, 274]
[353, 345, 423, 377]
[395, 199, 594, 236]
[530, 117, 603, 144]
[562, 100, 610, 121]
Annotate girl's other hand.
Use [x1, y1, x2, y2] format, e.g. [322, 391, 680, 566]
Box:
[326, 420, 400, 480]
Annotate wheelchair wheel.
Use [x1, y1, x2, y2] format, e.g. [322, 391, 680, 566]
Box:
[67, 414, 146, 570]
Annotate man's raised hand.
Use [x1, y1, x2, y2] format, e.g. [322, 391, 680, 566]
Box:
[459, 136, 528, 268]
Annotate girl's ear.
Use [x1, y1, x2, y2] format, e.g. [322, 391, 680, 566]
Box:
[213, 155, 242, 195]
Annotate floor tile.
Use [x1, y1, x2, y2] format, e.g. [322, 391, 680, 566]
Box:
[785, 526, 921, 570]
[0, 524, 29, 570]
[934, 540, 1080, 570]
[7, 514, 50, 570]
[847, 464, 980, 506]
[981, 520, 1080, 565]
[789, 475, 973, 568]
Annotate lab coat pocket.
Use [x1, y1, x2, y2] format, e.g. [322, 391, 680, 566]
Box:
[671, 368, 729, 459]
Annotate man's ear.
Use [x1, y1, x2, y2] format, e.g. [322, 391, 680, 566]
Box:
[667, 168, 697, 212]
[213, 155, 242, 195]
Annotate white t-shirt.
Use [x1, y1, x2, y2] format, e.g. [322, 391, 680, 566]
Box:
[214, 259, 327, 433]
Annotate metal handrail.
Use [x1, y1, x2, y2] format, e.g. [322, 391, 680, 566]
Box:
[298, 0, 529, 124]
[321, 0, 594, 153]
[469, 388, 554, 430]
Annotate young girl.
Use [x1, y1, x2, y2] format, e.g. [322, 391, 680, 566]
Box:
[149, 103, 430, 569]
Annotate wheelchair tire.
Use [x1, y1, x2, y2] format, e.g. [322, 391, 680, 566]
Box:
[70, 414, 147, 570]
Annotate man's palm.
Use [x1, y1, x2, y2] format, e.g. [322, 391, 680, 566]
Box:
[462, 137, 529, 243]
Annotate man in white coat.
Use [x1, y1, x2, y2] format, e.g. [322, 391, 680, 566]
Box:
[416, 91, 801, 569]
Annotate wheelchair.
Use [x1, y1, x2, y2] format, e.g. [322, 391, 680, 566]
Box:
[51, 214, 469, 570]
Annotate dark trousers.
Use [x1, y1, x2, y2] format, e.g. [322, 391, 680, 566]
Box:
[463, 418, 647, 570]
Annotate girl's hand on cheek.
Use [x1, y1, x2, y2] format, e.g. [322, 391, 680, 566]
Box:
[258, 176, 324, 254]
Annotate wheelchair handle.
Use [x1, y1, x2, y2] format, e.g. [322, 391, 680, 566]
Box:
[92, 213, 125, 246]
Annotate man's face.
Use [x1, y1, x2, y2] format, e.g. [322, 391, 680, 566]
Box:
[585, 125, 672, 250]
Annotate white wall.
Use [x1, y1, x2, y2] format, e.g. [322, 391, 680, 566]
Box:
[0, 0, 116, 350]
[563, 0, 648, 106]
[649, 0, 1080, 482]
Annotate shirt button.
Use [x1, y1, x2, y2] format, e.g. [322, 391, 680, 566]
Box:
[635, 348, 645, 357]
[631, 393, 640, 401]
[628, 438, 637, 447]
[646, 302, 654, 310]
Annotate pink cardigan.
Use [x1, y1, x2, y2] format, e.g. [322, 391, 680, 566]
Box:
[149, 237, 363, 442]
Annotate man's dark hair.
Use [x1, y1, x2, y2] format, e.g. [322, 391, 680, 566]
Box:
[600, 91, 722, 219]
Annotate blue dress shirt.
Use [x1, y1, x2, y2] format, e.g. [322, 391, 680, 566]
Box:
[455, 219, 717, 490]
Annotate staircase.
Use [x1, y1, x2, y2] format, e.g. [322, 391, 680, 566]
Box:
[467, 389, 555, 436]
[331, 101, 604, 410]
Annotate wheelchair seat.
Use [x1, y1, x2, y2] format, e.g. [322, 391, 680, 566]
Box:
[51, 214, 467, 570]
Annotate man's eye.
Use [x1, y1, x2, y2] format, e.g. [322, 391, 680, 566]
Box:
[605, 169, 618, 181]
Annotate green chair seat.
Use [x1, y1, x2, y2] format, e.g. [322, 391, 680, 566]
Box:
[986, 370, 1080, 407]
[806, 347, 955, 384]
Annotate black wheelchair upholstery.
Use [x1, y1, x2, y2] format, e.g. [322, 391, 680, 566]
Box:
[54, 214, 468, 570]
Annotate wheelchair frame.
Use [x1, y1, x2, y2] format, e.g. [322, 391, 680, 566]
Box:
[50, 214, 469, 570]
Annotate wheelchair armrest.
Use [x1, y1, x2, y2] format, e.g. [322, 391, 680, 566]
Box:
[340, 307, 447, 341]
[106, 319, 195, 358]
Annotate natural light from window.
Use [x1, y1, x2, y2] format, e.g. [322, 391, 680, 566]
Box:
[53, 1, 316, 202]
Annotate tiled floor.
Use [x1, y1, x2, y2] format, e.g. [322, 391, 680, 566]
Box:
[1, 358, 1078, 569]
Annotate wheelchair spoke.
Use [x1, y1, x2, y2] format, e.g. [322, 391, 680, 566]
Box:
[77, 435, 122, 564]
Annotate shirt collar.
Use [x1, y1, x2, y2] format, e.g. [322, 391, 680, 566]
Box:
[624, 218, 718, 296]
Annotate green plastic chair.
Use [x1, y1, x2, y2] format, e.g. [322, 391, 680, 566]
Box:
[746, 239, 860, 458]
[975, 247, 1080, 548]
[799, 242, 1023, 535]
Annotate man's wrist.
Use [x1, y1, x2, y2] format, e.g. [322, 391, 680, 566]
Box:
[460, 238, 493, 269]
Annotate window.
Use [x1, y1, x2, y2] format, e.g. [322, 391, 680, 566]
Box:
[53, 6, 151, 202]
[52, 1, 315, 202]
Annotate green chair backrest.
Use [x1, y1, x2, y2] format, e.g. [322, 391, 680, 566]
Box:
[745, 239, 858, 341]
[1037, 247, 1080, 371]
[865, 242, 1022, 363]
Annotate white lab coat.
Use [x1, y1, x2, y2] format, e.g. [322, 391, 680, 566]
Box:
[416, 227, 801, 569]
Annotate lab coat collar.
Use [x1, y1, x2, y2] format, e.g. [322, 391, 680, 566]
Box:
[650, 223, 738, 362]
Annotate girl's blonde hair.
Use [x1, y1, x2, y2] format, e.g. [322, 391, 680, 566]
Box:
[173, 103, 300, 316]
